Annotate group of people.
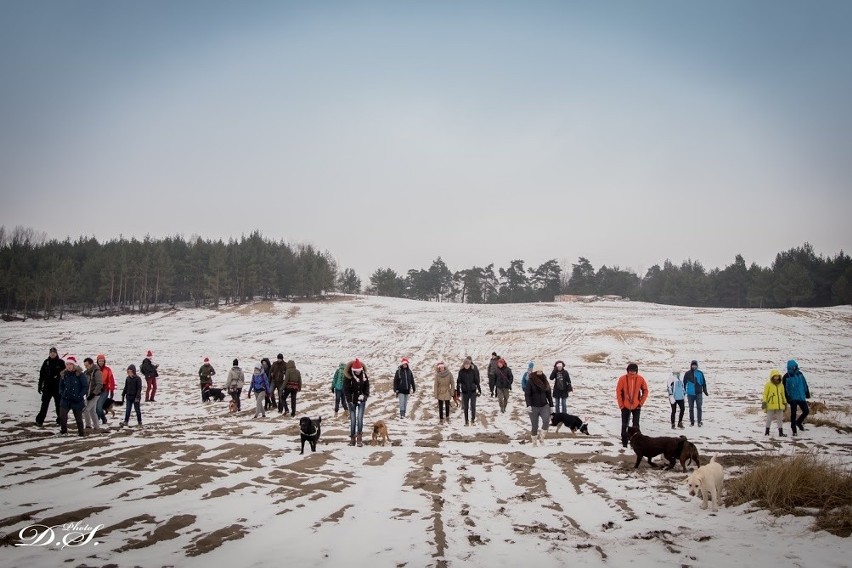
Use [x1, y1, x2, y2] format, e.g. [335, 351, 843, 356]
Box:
[36, 345, 813, 446]
[36, 348, 157, 435]
[200, 354, 303, 419]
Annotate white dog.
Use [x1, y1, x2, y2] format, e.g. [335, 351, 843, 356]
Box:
[685, 455, 724, 512]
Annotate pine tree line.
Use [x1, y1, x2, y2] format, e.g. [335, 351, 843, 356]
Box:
[0, 227, 336, 318]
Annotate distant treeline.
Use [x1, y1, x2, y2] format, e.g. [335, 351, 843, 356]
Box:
[1, 225, 849, 318]
[365, 243, 851, 308]
[0, 227, 336, 318]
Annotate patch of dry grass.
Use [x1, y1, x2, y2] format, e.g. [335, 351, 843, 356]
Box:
[582, 352, 609, 364]
[726, 453, 852, 537]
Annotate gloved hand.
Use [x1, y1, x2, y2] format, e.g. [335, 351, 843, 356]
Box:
[527, 406, 532, 413]
[358, 395, 365, 402]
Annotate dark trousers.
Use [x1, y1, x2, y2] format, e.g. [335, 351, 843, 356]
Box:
[281, 388, 297, 415]
[620, 407, 641, 446]
[670, 400, 685, 425]
[790, 400, 810, 432]
[334, 388, 345, 413]
[124, 399, 142, 424]
[438, 400, 450, 419]
[266, 385, 279, 410]
[36, 387, 60, 425]
[59, 405, 84, 435]
[462, 393, 477, 423]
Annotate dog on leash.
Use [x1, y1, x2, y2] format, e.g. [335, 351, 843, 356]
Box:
[627, 426, 687, 469]
[101, 397, 119, 420]
[452, 389, 460, 408]
[549, 412, 590, 435]
[299, 416, 322, 454]
[371, 420, 391, 446]
[228, 400, 238, 413]
[686, 455, 724, 511]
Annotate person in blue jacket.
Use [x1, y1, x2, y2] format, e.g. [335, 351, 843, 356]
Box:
[782, 359, 811, 436]
[682, 360, 708, 427]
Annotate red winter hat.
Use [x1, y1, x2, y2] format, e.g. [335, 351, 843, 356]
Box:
[351, 358, 363, 371]
[204, 357, 209, 363]
[146, 350, 153, 357]
[96, 354, 106, 362]
[65, 355, 77, 365]
[401, 357, 410, 366]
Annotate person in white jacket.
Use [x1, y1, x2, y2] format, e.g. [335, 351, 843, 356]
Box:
[668, 369, 686, 429]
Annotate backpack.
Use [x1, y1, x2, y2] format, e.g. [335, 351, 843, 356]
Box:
[63, 372, 84, 402]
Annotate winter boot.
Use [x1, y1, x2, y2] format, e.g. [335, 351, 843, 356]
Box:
[765, 427, 770, 436]
[531, 433, 539, 446]
[671, 423, 676, 429]
[778, 428, 787, 437]
[538, 430, 547, 442]
[677, 422, 684, 429]
[349, 436, 356, 446]
[356, 433, 363, 447]
[796, 421, 806, 431]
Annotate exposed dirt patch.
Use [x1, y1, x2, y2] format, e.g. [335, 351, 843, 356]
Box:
[153, 464, 228, 497]
[365, 451, 393, 466]
[582, 352, 609, 364]
[591, 329, 652, 342]
[185, 523, 247, 556]
[116, 514, 196, 552]
[96, 470, 140, 487]
[202, 483, 254, 500]
[313, 505, 353, 528]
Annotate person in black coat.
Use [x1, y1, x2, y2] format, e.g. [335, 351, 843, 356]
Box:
[456, 356, 481, 426]
[36, 347, 65, 426]
[525, 365, 554, 445]
[393, 357, 416, 419]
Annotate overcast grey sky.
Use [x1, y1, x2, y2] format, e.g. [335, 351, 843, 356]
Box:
[1, 1, 850, 279]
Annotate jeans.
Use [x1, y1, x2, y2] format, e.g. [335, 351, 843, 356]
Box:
[790, 400, 809, 432]
[96, 390, 109, 422]
[334, 388, 345, 413]
[462, 393, 477, 423]
[688, 392, 703, 424]
[620, 407, 641, 446]
[36, 386, 60, 425]
[123, 399, 142, 424]
[59, 404, 84, 435]
[349, 400, 366, 435]
[670, 399, 685, 425]
[398, 393, 409, 417]
[145, 378, 157, 401]
[529, 406, 551, 435]
[554, 396, 567, 414]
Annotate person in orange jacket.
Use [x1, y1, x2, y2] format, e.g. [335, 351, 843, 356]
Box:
[616, 362, 648, 448]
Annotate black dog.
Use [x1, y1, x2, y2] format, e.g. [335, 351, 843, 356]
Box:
[550, 412, 590, 435]
[627, 426, 687, 469]
[201, 386, 226, 402]
[101, 397, 119, 423]
[299, 416, 322, 454]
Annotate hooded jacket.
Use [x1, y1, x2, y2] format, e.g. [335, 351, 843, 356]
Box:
[198, 363, 216, 384]
[683, 363, 708, 396]
[284, 360, 302, 391]
[59, 366, 88, 410]
[85, 365, 104, 400]
[763, 371, 787, 411]
[122, 372, 143, 402]
[457, 363, 481, 395]
[782, 360, 810, 401]
[225, 366, 245, 391]
[331, 363, 346, 391]
[549, 361, 573, 397]
[270, 359, 287, 387]
[433, 366, 454, 401]
[39, 354, 66, 392]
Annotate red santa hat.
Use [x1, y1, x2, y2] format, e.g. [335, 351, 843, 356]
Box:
[146, 350, 153, 358]
[203, 357, 209, 363]
[65, 355, 77, 365]
[351, 358, 363, 372]
[401, 357, 410, 366]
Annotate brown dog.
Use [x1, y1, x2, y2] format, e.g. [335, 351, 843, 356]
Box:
[627, 426, 687, 469]
[679, 440, 701, 472]
[452, 389, 460, 408]
[371, 420, 391, 446]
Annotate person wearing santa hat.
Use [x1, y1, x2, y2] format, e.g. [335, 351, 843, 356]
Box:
[393, 357, 416, 419]
[58, 356, 88, 437]
[343, 358, 370, 446]
[198, 357, 216, 402]
[140, 350, 159, 402]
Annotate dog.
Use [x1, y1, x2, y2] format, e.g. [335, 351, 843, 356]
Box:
[228, 400, 238, 413]
[201, 385, 226, 402]
[626, 426, 687, 469]
[550, 412, 590, 435]
[371, 420, 391, 446]
[679, 440, 701, 472]
[101, 397, 119, 420]
[299, 416, 322, 454]
[686, 455, 724, 511]
[452, 389, 461, 408]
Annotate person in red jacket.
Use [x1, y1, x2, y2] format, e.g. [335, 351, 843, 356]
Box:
[96, 354, 115, 424]
[616, 362, 648, 448]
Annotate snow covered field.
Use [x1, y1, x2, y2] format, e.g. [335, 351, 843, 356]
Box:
[1, 296, 850, 567]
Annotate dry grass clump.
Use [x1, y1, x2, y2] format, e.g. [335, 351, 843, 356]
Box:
[582, 352, 609, 364]
[726, 453, 852, 537]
